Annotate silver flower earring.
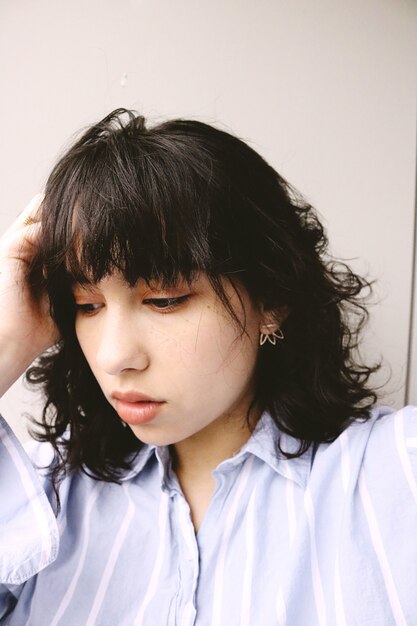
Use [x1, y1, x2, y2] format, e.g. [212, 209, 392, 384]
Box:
[259, 323, 284, 346]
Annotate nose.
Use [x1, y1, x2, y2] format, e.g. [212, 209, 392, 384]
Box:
[95, 310, 150, 375]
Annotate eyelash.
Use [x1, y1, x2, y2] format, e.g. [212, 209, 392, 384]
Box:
[74, 303, 102, 315]
[74, 295, 191, 316]
[143, 295, 191, 312]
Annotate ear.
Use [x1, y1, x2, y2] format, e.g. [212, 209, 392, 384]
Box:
[259, 304, 290, 330]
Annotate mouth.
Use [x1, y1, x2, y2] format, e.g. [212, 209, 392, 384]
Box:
[111, 391, 165, 426]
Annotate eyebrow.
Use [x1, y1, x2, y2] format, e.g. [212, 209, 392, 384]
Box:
[70, 280, 98, 292]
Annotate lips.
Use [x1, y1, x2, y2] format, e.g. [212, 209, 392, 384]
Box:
[111, 391, 165, 426]
[111, 391, 162, 403]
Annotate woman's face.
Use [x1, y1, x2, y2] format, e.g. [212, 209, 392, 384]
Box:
[73, 272, 264, 446]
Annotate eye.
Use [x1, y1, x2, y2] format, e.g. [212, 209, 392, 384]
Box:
[143, 294, 191, 312]
[74, 303, 103, 315]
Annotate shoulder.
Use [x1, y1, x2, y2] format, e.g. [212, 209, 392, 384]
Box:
[309, 405, 417, 492]
[356, 404, 417, 464]
[324, 408, 417, 621]
[333, 404, 417, 460]
[359, 404, 417, 489]
[313, 405, 417, 513]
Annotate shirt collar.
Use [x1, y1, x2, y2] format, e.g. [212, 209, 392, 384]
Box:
[213, 412, 312, 489]
[120, 412, 312, 489]
[119, 443, 157, 482]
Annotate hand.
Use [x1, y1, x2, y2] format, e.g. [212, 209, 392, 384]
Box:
[0, 195, 60, 393]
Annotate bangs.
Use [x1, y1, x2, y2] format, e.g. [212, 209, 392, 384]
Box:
[41, 117, 230, 289]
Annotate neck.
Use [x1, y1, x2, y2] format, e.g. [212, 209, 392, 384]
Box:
[171, 410, 260, 480]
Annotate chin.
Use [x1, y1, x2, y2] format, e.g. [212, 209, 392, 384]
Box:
[128, 424, 180, 447]
[129, 421, 205, 448]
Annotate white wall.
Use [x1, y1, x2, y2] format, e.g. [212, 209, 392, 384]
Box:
[0, 0, 416, 440]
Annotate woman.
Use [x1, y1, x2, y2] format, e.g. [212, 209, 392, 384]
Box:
[0, 109, 415, 625]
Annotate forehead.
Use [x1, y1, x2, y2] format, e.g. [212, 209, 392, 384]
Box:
[69, 271, 198, 292]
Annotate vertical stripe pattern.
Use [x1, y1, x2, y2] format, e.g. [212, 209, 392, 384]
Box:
[304, 489, 327, 626]
[210, 456, 254, 626]
[395, 409, 417, 507]
[0, 427, 57, 575]
[240, 487, 256, 626]
[85, 484, 135, 625]
[1, 406, 417, 625]
[358, 468, 407, 626]
[134, 492, 170, 626]
[50, 484, 102, 626]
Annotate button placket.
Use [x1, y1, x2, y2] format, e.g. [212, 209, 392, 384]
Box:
[175, 492, 200, 626]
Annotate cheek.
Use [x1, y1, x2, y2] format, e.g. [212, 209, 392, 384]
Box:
[74, 320, 87, 353]
[75, 320, 99, 367]
[161, 308, 259, 383]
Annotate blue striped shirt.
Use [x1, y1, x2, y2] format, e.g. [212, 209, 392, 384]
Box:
[1, 405, 417, 625]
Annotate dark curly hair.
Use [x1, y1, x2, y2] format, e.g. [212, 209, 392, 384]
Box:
[27, 108, 381, 499]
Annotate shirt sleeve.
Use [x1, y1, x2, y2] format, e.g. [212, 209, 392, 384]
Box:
[356, 405, 417, 623]
[0, 414, 59, 586]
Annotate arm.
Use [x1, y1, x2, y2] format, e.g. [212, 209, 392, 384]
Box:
[0, 196, 60, 593]
[0, 194, 59, 398]
[0, 414, 59, 585]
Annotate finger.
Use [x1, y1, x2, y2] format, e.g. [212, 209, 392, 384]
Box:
[20, 221, 43, 247]
[3, 194, 45, 238]
[18, 193, 44, 226]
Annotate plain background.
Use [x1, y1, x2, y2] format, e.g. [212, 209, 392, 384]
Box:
[0, 0, 416, 441]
